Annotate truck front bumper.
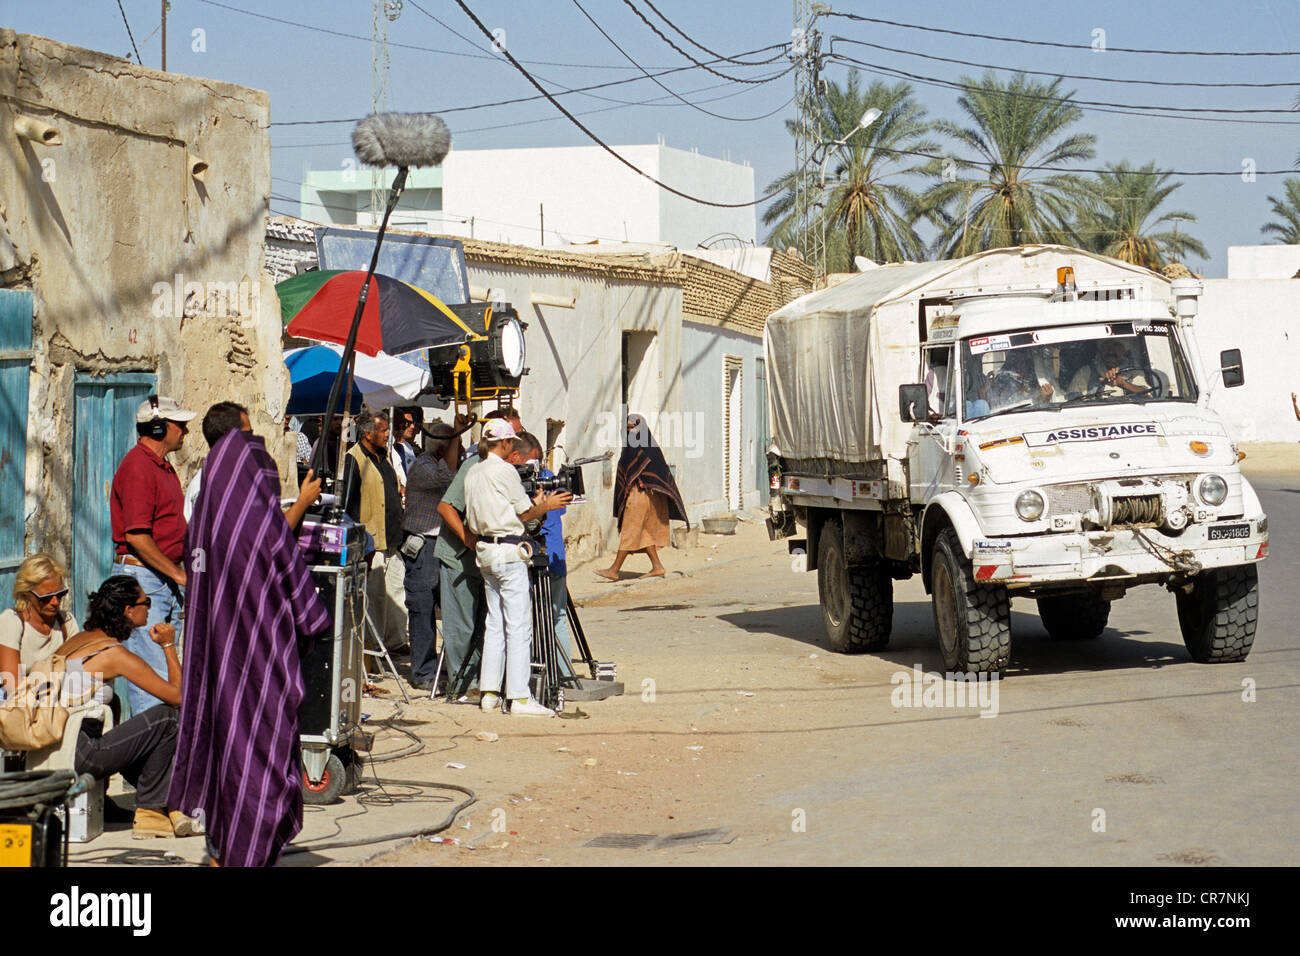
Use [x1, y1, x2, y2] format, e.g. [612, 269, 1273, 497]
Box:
[971, 520, 1267, 588]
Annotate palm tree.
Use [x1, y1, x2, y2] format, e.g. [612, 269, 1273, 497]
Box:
[1075, 162, 1207, 269]
[921, 71, 1097, 258]
[762, 72, 937, 270]
[1261, 177, 1300, 244]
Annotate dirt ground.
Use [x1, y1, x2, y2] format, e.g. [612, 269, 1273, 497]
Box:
[72, 442, 1298, 867]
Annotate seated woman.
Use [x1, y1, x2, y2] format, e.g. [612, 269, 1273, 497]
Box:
[0, 553, 80, 700]
[55, 575, 201, 840]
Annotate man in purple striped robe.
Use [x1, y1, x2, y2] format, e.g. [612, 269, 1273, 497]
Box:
[170, 427, 330, 867]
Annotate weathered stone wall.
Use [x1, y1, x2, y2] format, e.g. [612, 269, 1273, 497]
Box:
[0, 30, 288, 560]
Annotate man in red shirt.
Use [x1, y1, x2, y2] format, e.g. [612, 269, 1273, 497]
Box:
[110, 394, 196, 715]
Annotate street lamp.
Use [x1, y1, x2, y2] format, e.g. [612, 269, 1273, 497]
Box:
[817, 108, 881, 277]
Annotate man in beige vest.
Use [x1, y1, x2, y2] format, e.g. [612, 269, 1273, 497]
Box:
[343, 409, 407, 651]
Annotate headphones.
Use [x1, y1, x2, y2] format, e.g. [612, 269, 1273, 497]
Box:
[138, 394, 169, 440]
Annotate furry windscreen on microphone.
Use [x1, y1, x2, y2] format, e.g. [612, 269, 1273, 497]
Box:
[352, 113, 451, 168]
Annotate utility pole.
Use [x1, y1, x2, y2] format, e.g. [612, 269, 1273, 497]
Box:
[371, 1, 402, 226]
[792, 0, 824, 278]
[161, 0, 167, 71]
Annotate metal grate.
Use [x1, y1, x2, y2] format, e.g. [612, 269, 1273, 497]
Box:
[584, 833, 659, 849]
[1046, 482, 1092, 516]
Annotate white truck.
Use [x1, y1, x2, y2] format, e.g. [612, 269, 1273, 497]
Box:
[764, 245, 1266, 673]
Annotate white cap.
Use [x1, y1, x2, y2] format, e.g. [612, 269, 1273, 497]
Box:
[481, 419, 517, 441]
[136, 395, 197, 423]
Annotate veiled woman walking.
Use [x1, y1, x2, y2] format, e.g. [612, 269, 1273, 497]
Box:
[597, 414, 688, 581]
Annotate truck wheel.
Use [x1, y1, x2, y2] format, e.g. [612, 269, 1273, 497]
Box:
[818, 521, 893, 653]
[1176, 565, 1258, 663]
[1037, 594, 1111, 640]
[930, 528, 1011, 673]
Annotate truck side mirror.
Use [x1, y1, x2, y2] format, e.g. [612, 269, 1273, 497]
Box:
[899, 384, 929, 423]
[1219, 349, 1245, 388]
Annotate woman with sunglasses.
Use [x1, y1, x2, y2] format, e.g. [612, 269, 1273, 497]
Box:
[0, 553, 80, 700]
[54, 575, 199, 839]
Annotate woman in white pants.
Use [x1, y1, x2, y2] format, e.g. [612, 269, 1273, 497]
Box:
[464, 419, 571, 715]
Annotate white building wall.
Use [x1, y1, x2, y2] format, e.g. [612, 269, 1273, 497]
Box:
[1227, 244, 1300, 280]
[658, 148, 756, 248]
[1194, 278, 1300, 442]
[679, 322, 765, 520]
[458, 264, 683, 565]
[440, 144, 753, 248]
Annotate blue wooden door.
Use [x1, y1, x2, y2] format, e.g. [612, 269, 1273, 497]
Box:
[71, 372, 155, 624]
[0, 291, 33, 604]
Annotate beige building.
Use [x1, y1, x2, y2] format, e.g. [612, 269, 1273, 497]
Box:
[0, 30, 287, 614]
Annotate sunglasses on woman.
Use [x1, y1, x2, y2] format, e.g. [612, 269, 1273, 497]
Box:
[31, 588, 69, 604]
[128, 596, 152, 609]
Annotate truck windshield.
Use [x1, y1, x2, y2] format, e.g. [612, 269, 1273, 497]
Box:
[960, 320, 1198, 421]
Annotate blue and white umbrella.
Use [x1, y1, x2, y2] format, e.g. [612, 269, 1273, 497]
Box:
[284, 343, 436, 415]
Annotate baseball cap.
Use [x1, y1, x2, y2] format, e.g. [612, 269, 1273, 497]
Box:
[136, 395, 198, 423]
[482, 419, 517, 441]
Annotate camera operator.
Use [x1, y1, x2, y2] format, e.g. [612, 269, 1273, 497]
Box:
[515, 432, 573, 675]
[464, 420, 570, 716]
[400, 423, 459, 692]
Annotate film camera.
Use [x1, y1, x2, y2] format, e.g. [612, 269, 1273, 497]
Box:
[515, 453, 610, 503]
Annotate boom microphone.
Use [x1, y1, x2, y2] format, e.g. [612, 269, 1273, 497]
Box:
[352, 112, 451, 168]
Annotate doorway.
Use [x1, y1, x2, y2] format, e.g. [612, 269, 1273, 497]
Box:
[723, 356, 743, 511]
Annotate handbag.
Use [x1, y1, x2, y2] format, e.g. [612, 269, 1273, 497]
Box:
[0, 639, 113, 751]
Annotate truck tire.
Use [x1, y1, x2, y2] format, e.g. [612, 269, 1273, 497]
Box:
[1176, 564, 1258, 663]
[1036, 594, 1111, 640]
[930, 528, 1011, 673]
[817, 520, 893, 653]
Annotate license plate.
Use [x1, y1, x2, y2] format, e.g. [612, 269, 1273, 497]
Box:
[1208, 522, 1250, 541]
[0, 823, 33, 867]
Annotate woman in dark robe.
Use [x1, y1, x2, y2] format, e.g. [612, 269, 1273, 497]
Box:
[596, 414, 688, 580]
[169, 427, 330, 867]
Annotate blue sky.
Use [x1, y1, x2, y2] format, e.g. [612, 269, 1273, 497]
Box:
[4, 0, 1298, 274]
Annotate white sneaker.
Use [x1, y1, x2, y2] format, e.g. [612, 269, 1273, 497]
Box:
[480, 692, 501, 713]
[508, 697, 555, 717]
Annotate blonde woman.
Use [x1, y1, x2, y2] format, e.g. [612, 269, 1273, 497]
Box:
[0, 553, 80, 699]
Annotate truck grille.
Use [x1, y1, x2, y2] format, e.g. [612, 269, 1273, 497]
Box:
[1046, 483, 1091, 515]
[1111, 494, 1163, 526]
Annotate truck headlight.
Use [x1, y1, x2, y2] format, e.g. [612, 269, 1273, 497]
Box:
[1196, 474, 1228, 506]
[1015, 489, 1046, 521]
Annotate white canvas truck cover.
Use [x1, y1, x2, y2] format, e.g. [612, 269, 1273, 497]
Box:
[763, 245, 1169, 468]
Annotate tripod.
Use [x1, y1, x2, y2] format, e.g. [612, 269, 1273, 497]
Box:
[440, 537, 599, 710]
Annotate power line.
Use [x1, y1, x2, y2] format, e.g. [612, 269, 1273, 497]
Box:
[824, 140, 1297, 178]
[572, 0, 792, 122]
[450, 0, 782, 209]
[829, 36, 1300, 90]
[618, 0, 786, 83]
[638, 0, 774, 66]
[828, 53, 1300, 127]
[270, 40, 791, 126]
[825, 10, 1300, 57]
[826, 54, 1295, 115]
[114, 0, 142, 64]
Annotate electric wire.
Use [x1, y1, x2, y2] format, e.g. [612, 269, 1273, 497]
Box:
[573, 0, 792, 122]
[638, 0, 779, 66]
[827, 53, 1300, 128]
[824, 10, 1300, 57]
[114, 0, 142, 64]
[196, 0, 671, 70]
[825, 53, 1297, 115]
[451, 0, 783, 209]
[829, 36, 1300, 90]
[619, 0, 792, 81]
[270, 41, 791, 126]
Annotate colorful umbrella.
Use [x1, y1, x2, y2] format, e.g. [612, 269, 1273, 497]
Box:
[277, 270, 471, 357]
[284, 344, 433, 416]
